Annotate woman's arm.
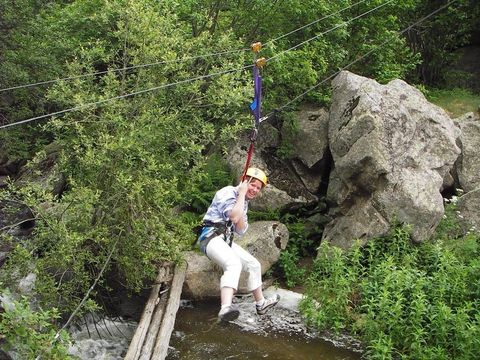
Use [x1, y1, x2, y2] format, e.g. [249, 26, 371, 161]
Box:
[228, 180, 248, 232]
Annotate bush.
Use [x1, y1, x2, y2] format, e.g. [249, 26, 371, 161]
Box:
[0, 291, 72, 359]
[301, 218, 480, 359]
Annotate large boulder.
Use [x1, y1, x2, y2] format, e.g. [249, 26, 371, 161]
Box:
[323, 71, 460, 249]
[453, 112, 480, 193]
[226, 122, 315, 210]
[182, 221, 289, 299]
[456, 188, 480, 233]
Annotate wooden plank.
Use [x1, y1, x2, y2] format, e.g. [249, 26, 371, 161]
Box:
[124, 265, 170, 360]
[138, 290, 168, 360]
[151, 262, 187, 360]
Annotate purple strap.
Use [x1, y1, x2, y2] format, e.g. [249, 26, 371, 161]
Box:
[249, 65, 262, 125]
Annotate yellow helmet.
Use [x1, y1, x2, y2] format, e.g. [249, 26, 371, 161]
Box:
[246, 167, 267, 187]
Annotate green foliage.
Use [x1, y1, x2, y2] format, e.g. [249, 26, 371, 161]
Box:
[277, 211, 316, 288]
[1, 0, 479, 356]
[400, 0, 480, 85]
[0, 291, 72, 359]
[279, 247, 306, 289]
[282, 216, 315, 256]
[346, 1, 420, 83]
[248, 207, 280, 222]
[301, 218, 480, 359]
[188, 154, 235, 214]
[1, 0, 250, 325]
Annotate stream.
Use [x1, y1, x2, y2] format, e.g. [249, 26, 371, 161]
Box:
[69, 288, 362, 359]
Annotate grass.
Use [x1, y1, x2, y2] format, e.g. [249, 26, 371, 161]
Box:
[425, 88, 480, 118]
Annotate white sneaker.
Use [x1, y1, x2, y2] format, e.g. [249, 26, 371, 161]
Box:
[218, 304, 240, 323]
[256, 294, 280, 315]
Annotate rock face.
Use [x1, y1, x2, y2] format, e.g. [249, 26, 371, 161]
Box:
[456, 188, 480, 233]
[225, 106, 333, 211]
[291, 106, 329, 169]
[324, 71, 461, 248]
[226, 122, 315, 211]
[454, 112, 480, 193]
[182, 221, 289, 298]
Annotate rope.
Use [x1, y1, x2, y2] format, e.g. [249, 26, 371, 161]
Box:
[264, 0, 369, 46]
[1, 0, 454, 131]
[0, 48, 249, 93]
[1, 0, 395, 130]
[0, 64, 253, 130]
[267, 0, 395, 62]
[241, 141, 255, 181]
[262, 0, 458, 121]
[0, 0, 379, 94]
[0, 0, 378, 94]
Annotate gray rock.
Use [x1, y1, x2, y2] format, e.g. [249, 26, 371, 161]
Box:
[456, 188, 480, 233]
[454, 112, 480, 193]
[183, 221, 289, 298]
[324, 71, 460, 248]
[290, 106, 329, 168]
[18, 273, 36, 296]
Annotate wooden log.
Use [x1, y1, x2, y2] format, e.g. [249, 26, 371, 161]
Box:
[138, 289, 168, 360]
[124, 265, 170, 360]
[151, 262, 187, 360]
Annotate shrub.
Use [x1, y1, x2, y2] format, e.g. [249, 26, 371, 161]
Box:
[301, 219, 480, 359]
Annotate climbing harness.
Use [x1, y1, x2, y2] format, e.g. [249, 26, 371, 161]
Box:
[241, 42, 267, 181]
[197, 220, 234, 254]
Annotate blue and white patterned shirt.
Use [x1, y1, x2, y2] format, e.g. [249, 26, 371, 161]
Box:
[202, 185, 249, 235]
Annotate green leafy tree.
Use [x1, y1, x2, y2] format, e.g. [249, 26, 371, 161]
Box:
[1, 0, 251, 316]
[401, 0, 480, 85]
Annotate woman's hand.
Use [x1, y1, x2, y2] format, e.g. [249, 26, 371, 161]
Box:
[237, 179, 249, 196]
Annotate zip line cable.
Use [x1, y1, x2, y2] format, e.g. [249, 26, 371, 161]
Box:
[0, 64, 253, 130]
[34, 236, 121, 360]
[262, 0, 458, 121]
[264, 0, 369, 46]
[267, 0, 395, 62]
[0, 0, 442, 130]
[0, 0, 374, 94]
[0, 2, 389, 130]
[0, 47, 250, 93]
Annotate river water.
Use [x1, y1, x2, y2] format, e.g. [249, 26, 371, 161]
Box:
[69, 288, 362, 359]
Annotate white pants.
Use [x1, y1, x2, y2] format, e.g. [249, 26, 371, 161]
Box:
[206, 235, 262, 292]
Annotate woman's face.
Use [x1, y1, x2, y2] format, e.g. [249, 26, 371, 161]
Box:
[246, 178, 263, 200]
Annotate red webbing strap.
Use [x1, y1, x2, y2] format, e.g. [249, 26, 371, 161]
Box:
[241, 140, 255, 181]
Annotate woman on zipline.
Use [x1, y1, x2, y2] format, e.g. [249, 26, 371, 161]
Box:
[197, 167, 280, 322]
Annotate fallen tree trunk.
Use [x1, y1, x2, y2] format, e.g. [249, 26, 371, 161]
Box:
[151, 262, 187, 360]
[124, 264, 173, 360]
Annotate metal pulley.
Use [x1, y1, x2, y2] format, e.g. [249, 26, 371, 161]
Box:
[251, 42, 262, 53]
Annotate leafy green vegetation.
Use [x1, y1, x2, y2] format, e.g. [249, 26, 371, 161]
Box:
[0, 291, 72, 359]
[0, 0, 479, 356]
[300, 207, 480, 359]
